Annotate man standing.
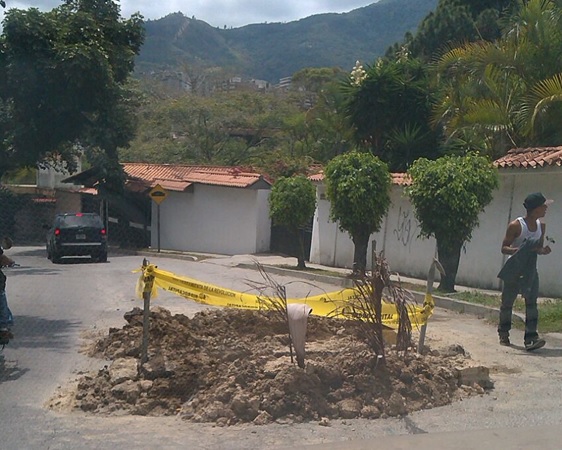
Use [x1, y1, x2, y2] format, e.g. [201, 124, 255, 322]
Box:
[0, 237, 15, 345]
[497, 192, 553, 351]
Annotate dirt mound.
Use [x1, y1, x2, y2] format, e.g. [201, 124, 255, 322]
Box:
[49, 307, 492, 425]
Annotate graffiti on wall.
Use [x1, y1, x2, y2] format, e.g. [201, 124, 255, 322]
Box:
[393, 206, 419, 251]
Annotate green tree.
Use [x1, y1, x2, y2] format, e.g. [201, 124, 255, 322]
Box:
[342, 57, 441, 171]
[406, 153, 498, 292]
[433, 0, 562, 158]
[269, 176, 317, 269]
[0, 0, 144, 178]
[0, 186, 18, 238]
[324, 152, 391, 274]
[390, 0, 513, 61]
[120, 90, 293, 166]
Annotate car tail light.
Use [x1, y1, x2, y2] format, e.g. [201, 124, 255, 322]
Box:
[54, 228, 61, 236]
[101, 228, 107, 236]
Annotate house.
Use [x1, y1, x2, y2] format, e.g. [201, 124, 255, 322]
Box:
[310, 147, 562, 297]
[125, 163, 272, 255]
[64, 163, 273, 255]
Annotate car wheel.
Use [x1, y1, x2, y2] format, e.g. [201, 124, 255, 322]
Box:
[51, 249, 62, 264]
[97, 251, 108, 263]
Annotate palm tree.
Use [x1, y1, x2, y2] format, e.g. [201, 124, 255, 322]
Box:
[433, 0, 562, 156]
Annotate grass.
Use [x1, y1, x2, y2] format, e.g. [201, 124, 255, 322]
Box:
[446, 290, 503, 309]
[532, 300, 562, 333]
[436, 290, 562, 333]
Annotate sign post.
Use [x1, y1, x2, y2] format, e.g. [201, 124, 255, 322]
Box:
[148, 184, 168, 253]
[140, 258, 154, 365]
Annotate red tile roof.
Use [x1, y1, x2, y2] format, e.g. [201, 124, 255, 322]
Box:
[122, 163, 270, 192]
[309, 171, 411, 186]
[494, 146, 562, 169]
[308, 171, 324, 183]
[391, 173, 412, 186]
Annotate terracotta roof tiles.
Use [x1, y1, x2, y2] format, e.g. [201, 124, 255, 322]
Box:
[122, 163, 270, 191]
[309, 170, 411, 186]
[494, 146, 562, 169]
[391, 173, 412, 186]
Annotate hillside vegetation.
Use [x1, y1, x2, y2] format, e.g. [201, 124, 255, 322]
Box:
[136, 0, 438, 82]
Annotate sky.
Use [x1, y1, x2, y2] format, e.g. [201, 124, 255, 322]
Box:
[3, 1, 378, 28]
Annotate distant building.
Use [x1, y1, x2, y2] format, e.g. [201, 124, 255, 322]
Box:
[218, 76, 270, 92]
[276, 76, 292, 91]
[250, 79, 270, 91]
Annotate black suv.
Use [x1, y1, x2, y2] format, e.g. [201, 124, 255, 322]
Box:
[46, 213, 108, 263]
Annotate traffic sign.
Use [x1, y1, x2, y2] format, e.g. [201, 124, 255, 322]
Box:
[149, 184, 168, 204]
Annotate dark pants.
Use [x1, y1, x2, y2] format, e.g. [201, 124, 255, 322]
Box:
[498, 272, 539, 343]
[0, 288, 13, 329]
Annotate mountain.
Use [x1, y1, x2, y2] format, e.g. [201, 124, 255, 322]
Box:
[136, 0, 438, 83]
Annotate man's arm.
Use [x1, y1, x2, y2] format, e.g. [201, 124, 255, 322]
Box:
[537, 223, 552, 255]
[501, 220, 522, 255]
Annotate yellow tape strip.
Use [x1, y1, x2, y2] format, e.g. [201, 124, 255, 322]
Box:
[138, 265, 434, 329]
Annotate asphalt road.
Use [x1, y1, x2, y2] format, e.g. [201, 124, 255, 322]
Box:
[1, 247, 562, 450]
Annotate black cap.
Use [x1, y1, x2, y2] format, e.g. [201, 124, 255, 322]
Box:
[523, 192, 553, 210]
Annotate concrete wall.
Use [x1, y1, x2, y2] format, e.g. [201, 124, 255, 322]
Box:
[255, 189, 273, 253]
[310, 168, 562, 297]
[310, 183, 436, 276]
[151, 184, 271, 255]
[37, 161, 82, 190]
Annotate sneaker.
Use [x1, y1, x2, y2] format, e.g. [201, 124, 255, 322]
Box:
[0, 329, 12, 346]
[0, 329, 13, 339]
[524, 338, 546, 351]
[499, 334, 510, 346]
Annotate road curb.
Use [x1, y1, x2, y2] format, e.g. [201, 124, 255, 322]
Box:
[114, 248, 198, 262]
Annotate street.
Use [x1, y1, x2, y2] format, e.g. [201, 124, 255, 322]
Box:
[1, 246, 562, 449]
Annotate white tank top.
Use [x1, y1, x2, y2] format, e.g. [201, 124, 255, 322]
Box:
[512, 217, 542, 249]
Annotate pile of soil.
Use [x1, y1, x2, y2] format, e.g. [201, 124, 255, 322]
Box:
[48, 307, 492, 425]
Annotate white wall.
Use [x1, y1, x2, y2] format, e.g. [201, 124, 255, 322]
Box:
[255, 189, 272, 253]
[310, 169, 562, 297]
[310, 184, 436, 274]
[151, 184, 271, 255]
[37, 160, 82, 189]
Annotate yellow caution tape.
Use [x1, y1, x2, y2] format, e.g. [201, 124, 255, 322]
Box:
[137, 264, 434, 329]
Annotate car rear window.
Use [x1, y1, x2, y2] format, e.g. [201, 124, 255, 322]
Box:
[57, 215, 103, 228]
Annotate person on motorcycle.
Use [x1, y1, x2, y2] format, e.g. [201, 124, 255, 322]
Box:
[0, 237, 15, 345]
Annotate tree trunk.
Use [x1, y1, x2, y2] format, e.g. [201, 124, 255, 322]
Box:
[352, 230, 370, 275]
[436, 238, 463, 292]
[296, 227, 306, 269]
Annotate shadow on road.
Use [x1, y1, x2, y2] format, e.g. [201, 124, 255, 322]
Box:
[6, 315, 82, 351]
[5, 260, 109, 276]
[509, 345, 562, 357]
[0, 354, 29, 382]
[10, 248, 47, 257]
[2, 266, 65, 277]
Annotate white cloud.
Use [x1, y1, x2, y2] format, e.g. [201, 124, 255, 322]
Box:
[2, 0, 377, 28]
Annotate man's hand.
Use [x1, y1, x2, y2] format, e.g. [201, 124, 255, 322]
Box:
[0, 253, 14, 267]
[538, 245, 552, 255]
